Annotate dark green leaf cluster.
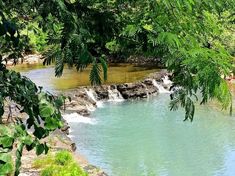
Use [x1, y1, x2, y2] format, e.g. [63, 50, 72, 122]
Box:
[0, 61, 65, 175]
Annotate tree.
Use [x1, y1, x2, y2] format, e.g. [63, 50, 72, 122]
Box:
[115, 0, 234, 120]
[0, 1, 109, 174]
[0, 0, 234, 175]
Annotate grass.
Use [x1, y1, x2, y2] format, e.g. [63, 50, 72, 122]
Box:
[33, 150, 88, 176]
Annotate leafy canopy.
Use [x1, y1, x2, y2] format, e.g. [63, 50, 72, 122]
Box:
[0, 0, 234, 175]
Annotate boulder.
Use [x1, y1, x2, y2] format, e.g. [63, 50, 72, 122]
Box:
[94, 86, 109, 100]
[117, 83, 148, 99]
[142, 79, 159, 95]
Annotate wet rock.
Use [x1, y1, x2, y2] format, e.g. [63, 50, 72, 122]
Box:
[110, 84, 116, 90]
[61, 123, 70, 135]
[71, 143, 77, 152]
[94, 86, 109, 100]
[64, 89, 97, 116]
[142, 79, 159, 95]
[117, 83, 148, 99]
[77, 109, 90, 117]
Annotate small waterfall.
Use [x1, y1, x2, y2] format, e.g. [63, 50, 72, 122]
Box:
[85, 88, 96, 102]
[63, 113, 97, 125]
[85, 88, 103, 107]
[152, 79, 171, 93]
[162, 75, 173, 85]
[108, 86, 124, 102]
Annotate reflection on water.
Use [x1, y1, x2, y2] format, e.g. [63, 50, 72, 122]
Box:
[9, 64, 159, 91]
[69, 94, 235, 176]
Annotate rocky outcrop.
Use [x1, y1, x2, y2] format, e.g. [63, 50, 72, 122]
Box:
[64, 71, 171, 112]
[142, 79, 159, 95]
[64, 89, 96, 116]
[4, 54, 43, 66]
[94, 86, 109, 100]
[117, 83, 150, 99]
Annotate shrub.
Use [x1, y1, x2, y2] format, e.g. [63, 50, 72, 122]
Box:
[33, 150, 87, 176]
[55, 150, 72, 165]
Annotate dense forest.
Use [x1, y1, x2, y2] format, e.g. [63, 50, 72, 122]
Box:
[0, 0, 235, 175]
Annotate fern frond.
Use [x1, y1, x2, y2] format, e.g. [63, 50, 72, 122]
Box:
[89, 60, 101, 86]
[55, 54, 64, 77]
[99, 56, 108, 81]
[42, 45, 61, 66]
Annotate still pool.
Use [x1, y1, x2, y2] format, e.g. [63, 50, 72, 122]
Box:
[9, 63, 159, 91]
[69, 94, 235, 176]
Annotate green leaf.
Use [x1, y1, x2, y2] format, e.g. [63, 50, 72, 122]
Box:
[0, 162, 13, 175]
[20, 136, 33, 146]
[0, 153, 13, 175]
[33, 126, 47, 139]
[44, 143, 49, 154]
[54, 96, 65, 108]
[0, 153, 12, 163]
[39, 102, 55, 118]
[36, 144, 45, 156]
[143, 24, 153, 31]
[0, 136, 14, 148]
[89, 60, 102, 86]
[99, 57, 108, 81]
[45, 116, 61, 130]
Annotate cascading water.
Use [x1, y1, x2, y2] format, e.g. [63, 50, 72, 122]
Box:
[107, 86, 124, 102]
[85, 88, 103, 107]
[162, 75, 173, 85]
[152, 79, 171, 93]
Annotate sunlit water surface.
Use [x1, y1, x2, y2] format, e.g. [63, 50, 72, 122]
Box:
[69, 94, 235, 176]
[10, 63, 159, 91]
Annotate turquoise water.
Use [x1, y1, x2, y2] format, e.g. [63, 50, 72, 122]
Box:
[15, 64, 235, 175]
[69, 94, 235, 176]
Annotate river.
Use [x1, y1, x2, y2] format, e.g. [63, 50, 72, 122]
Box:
[14, 64, 235, 176]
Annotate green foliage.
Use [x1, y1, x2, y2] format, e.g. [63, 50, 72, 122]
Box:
[23, 23, 48, 52]
[34, 151, 87, 176]
[0, 152, 14, 175]
[54, 150, 72, 165]
[0, 1, 234, 174]
[0, 62, 65, 175]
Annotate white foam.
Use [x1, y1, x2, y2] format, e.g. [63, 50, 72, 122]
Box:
[162, 75, 173, 85]
[86, 104, 96, 112]
[67, 134, 75, 138]
[63, 113, 97, 125]
[152, 79, 171, 94]
[85, 88, 104, 107]
[108, 86, 124, 102]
